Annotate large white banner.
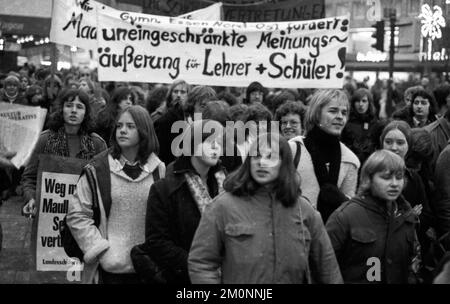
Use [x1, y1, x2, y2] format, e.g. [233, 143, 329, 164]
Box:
[96, 6, 349, 88]
[49, 0, 223, 51]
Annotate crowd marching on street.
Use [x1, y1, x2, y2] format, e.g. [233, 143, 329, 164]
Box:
[1, 63, 450, 284]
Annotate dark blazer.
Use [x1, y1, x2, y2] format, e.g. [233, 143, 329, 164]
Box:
[144, 156, 225, 283]
[153, 106, 184, 166]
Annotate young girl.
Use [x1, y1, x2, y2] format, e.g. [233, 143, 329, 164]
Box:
[143, 119, 227, 284]
[66, 105, 165, 284]
[188, 132, 342, 284]
[326, 150, 420, 284]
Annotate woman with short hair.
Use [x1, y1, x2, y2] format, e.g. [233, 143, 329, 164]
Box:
[326, 150, 420, 284]
[289, 89, 360, 223]
[275, 101, 305, 140]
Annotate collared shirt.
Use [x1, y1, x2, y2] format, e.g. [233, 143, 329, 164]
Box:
[110, 154, 154, 182]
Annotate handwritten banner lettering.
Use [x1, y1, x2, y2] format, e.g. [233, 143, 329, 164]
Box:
[97, 5, 349, 88]
[50, 0, 222, 51]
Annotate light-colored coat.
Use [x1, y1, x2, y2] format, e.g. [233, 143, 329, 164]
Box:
[288, 136, 360, 208]
[66, 153, 165, 284]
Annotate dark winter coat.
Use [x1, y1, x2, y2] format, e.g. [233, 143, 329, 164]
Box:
[326, 194, 419, 284]
[153, 106, 185, 166]
[425, 114, 450, 171]
[144, 156, 225, 284]
[434, 142, 450, 236]
[341, 112, 379, 165]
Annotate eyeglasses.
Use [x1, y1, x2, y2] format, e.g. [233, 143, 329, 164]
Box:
[80, 73, 90, 77]
[281, 120, 300, 128]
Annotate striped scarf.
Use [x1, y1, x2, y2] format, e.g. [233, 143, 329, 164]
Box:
[184, 170, 226, 214]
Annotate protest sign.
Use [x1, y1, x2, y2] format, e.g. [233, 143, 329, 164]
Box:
[223, 0, 325, 23]
[97, 5, 349, 88]
[32, 154, 87, 275]
[178, 2, 223, 20]
[0, 103, 47, 169]
[49, 0, 222, 50]
[142, 0, 324, 22]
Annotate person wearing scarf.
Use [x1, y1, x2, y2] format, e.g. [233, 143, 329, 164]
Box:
[21, 89, 107, 217]
[289, 89, 360, 224]
[143, 119, 226, 284]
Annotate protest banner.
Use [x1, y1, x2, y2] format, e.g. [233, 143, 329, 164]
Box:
[223, 0, 325, 23]
[143, 0, 324, 22]
[32, 155, 87, 278]
[49, 0, 222, 51]
[0, 103, 47, 169]
[96, 5, 349, 88]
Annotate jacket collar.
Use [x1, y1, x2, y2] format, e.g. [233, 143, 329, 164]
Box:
[173, 156, 224, 176]
[110, 152, 162, 174]
[351, 194, 416, 222]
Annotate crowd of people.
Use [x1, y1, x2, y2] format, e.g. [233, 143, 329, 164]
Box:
[1, 63, 450, 284]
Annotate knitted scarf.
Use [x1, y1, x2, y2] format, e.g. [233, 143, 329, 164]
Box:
[304, 126, 341, 186]
[184, 170, 226, 214]
[43, 127, 96, 160]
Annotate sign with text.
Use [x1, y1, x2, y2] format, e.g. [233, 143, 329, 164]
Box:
[142, 0, 324, 22]
[97, 6, 349, 88]
[223, 0, 324, 23]
[50, 0, 222, 50]
[34, 155, 87, 272]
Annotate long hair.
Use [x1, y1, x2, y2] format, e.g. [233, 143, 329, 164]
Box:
[97, 87, 135, 141]
[350, 88, 375, 118]
[223, 132, 301, 207]
[110, 105, 159, 164]
[358, 150, 405, 196]
[379, 120, 412, 153]
[46, 89, 93, 134]
[166, 79, 190, 108]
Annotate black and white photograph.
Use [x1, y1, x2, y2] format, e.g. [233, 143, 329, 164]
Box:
[0, 0, 450, 294]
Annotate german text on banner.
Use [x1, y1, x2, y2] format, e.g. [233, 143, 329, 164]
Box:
[50, 0, 223, 51]
[33, 155, 88, 272]
[96, 6, 349, 88]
